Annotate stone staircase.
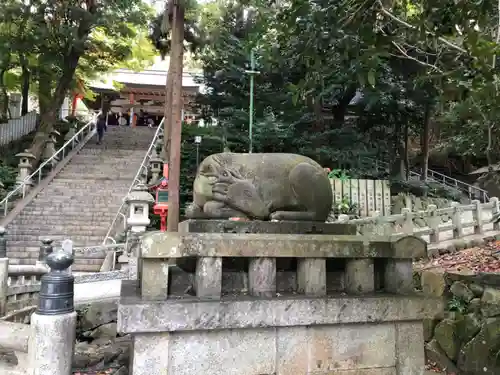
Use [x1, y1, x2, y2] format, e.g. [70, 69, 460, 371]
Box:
[5, 125, 155, 271]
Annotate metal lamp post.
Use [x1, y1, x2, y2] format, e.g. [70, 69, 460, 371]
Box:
[194, 136, 202, 169]
[244, 49, 260, 153]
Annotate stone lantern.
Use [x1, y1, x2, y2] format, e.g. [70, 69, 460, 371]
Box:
[43, 130, 61, 166]
[15, 151, 35, 188]
[148, 155, 164, 183]
[125, 182, 155, 233]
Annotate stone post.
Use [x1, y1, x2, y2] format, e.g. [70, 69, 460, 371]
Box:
[345, 258, 374, 294]
[248, 258, 276, 297]
[0, 227, 7, 316]
[450, 202, 463, 238]
[401, 207, 414, 234]
[37, 238, 53, 267]
[15, 151, 35, 191]
[61, 239, 73, 274]
[492, 197, 500, 231]
[427, 204, 439, 243]
[29, 251, 76, 375]
[471, 199, 483, 235]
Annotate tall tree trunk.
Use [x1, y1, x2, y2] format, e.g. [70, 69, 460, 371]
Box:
[0, 69, 9, 120]
[420, 103, 432, 181]
[20, 56, 30, 115]
[30, 51, 82, 164]
[163, 58, 174, 161]
[404, 121, 410, 181]
[167, 0, 185, 232]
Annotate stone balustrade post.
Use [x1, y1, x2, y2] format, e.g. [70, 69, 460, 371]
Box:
[0, 227, 7, 316]
[195, 257, 222, 298]
[298, 258, 326, 296]
[427, 204, 439, 243]
[345, 258, 375, 294]
[29, 251, 76, 375]
[450, 202, 463, 238]
[37, 238, 54, 267]
[248, 257, 276, 297]
[61, 239, 74, 274]
[401, 207, 414, 234]
[492, 197, 500, 231]
[471, 199, 483, 235]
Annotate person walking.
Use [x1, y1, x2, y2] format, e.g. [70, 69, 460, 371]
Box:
[96, 114, 107, 145]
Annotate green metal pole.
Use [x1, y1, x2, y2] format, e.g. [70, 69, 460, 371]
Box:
[249, 49, 255, 153]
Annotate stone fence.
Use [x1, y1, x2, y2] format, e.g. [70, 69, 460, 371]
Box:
[119, 229, 442, 375]
[341, 198, 500, 252]
[415, 266, 500, 375]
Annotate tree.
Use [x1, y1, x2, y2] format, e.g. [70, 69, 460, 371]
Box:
[12, 0, 153, 163]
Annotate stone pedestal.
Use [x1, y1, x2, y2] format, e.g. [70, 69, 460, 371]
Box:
[119, 281, 439, 375]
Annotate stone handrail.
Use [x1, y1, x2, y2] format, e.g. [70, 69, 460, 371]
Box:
[138, 231, 426, 300]
[341, 197, 500, 244]
[102, 116, 164, 245]
[0, 113, 98, 217]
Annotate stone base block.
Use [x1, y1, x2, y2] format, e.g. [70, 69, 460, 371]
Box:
[179, 219, 357, 235]
[119, 282, 441, 375]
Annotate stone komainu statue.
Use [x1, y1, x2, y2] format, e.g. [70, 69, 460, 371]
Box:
[186, 152, 333, 221]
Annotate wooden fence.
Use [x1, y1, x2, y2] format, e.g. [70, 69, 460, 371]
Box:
[0, 111, 38, 146]
[330, 179, 391, 216]
[340, 197, 500, 244]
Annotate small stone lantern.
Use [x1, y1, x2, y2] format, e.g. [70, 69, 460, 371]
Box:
[125, 182, 155, 233]
[64, 122, 78, 145]
[43, 130, 61, 166]
[149, 155, 164, 183]
[15, 151, 35, 188]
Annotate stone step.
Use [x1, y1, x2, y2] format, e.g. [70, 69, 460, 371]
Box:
[7, 240, 104, 250]
[25, 202, 122, 209]
[7, 234, 106, 243]
[7, 223, 113, 232]
[31, 196, 123, 203]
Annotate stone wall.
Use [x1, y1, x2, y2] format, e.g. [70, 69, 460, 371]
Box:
[416, 268, 500, 374]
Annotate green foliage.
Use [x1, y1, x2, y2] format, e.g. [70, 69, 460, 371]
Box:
[448, 296, 468, 314]
[333, 196, 358, 216]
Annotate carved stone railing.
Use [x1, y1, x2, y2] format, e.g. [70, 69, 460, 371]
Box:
[341, 197, 500, 244]
[137, 232, 429, 300]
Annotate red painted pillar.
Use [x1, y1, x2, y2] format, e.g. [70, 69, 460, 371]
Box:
[71, 94, 79, 116]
